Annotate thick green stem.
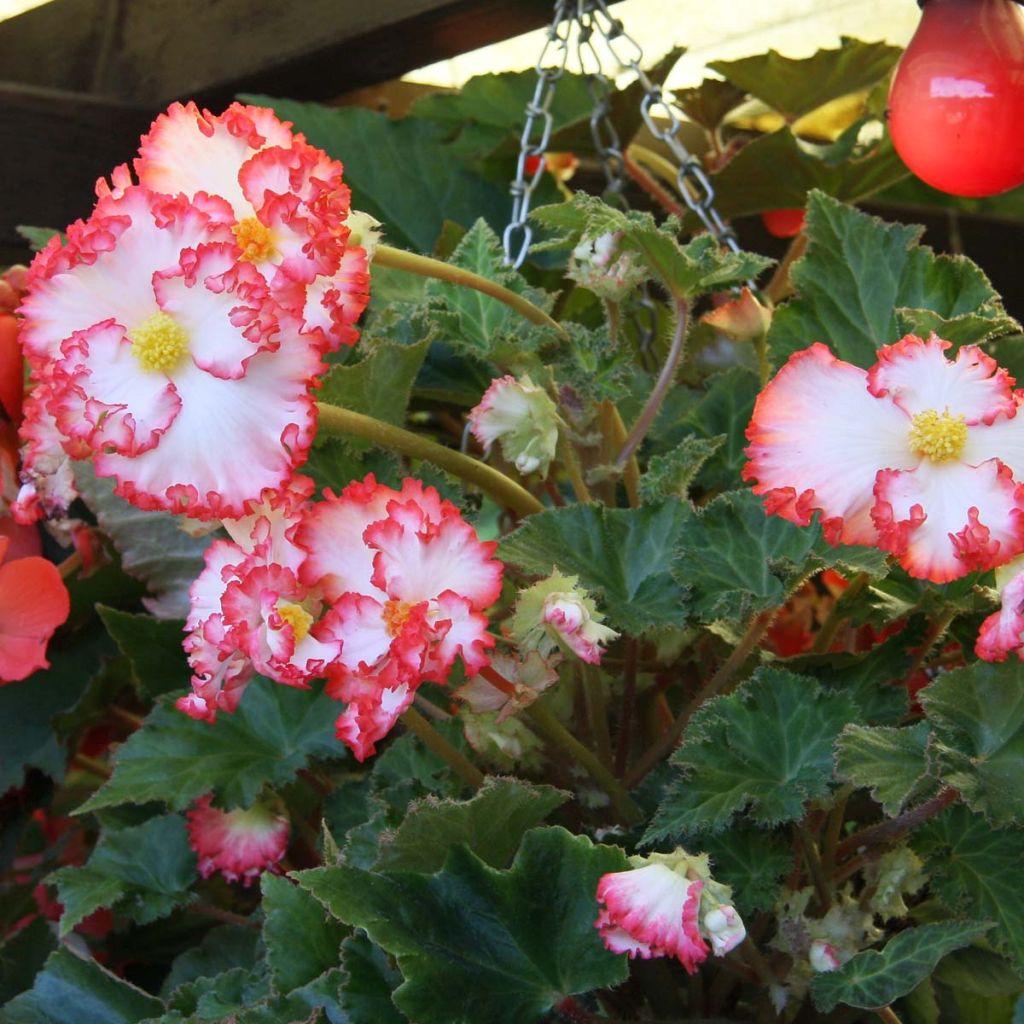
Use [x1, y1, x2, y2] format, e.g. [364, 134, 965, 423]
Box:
[798, 820, 831, 910]
[582, 664, 613, 769]
[316, 402, 544, 517]
[374, 244, 568, 339]
[401, 707, 484, 790]
[525, 702, 642, 826]
[906, 606, 957, 679]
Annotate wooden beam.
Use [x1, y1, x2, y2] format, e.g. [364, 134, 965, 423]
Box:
[0, 0, 562, 108]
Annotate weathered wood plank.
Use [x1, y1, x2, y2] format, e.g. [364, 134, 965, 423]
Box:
[0, 0, 561, 107]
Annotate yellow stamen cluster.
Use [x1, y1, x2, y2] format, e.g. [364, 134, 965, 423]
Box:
[277, 602, 314, 643]
[129, 312, 190, 374]
[233, 217, 276, 262]
[908, 407, 968, 462]
[383, 600, 413, 637]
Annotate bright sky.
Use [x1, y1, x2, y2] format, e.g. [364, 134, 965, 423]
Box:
[405, 0, 919, 89]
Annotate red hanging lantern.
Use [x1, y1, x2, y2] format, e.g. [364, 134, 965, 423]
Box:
[888, 0, 1024, 197]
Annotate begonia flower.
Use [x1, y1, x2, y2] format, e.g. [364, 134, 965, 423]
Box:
[469, 374, 562, 477]
[186, 794, 289, 885]
[0, 535, 70, 682]
[745, 334, 1024, 583]
[976, 553, 1024, 661]
[594, 850, 745, 974]
[297, 475, 503, 761]
[455, 651, 559, 722]
[569, 230, 645, 301]
[133, 101, 373, 352]
[512, 570, 619, 664]
[19, 186, 323, 520]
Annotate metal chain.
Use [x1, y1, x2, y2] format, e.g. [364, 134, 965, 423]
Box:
[503, 0, 742, 268]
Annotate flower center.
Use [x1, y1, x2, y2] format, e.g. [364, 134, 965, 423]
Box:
[277, 601, 313, 643]
[233, 217, 276, 262]
[383, 600, 413, 637]
[908, 407, 967, 462]
[129, 312, 190, 374]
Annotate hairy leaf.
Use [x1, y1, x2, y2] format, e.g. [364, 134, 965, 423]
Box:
[639, 435, 725, 502]
[98, 607, 189, 698]
[340, 935, 406, 1024]
[646, 667, 855, 839]
[297, 827, 629, 1024]
[696, 827, 792, 915]
[836, 722, 934, 815]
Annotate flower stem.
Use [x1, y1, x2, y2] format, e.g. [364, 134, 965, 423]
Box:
[316, 402, 544, 517]
[374, 244, 568, 340]
[625, 610, 773, 788]
[400, 706, 484, 790]
[57, 551, 82, 580]
[556, 430, 593, 504]
[615, 298, 688, 469]
[600, 400, 640, 508]
[582, 663, 613, 769]
[797, 820, 831, 910]
[906, 606, 957, 678]
[614, 638, 639, 778]
[525, 701, 642, 825]
[875, 1007, 905, 1024]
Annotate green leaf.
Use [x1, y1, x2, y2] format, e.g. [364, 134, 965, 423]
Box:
[695, 827, 792, 916]
[934, 947, 1024, 998]
[340, 935, 406, 1024]
[499, 499, 690, 635]
[672, 488, 887, 625]
[73, 464, 212, 620]
[98, 607, 189, 698]
[2, 948, 162, 1024]
[914, 807, 1024, 974]
[319, 338, 431, 449]
[921, 661, 1024, 825]
[639, 436, 725, 503]
[16, 225, 62, 252]
[811, 921, 992, 1012]
[416, 219, 553, 366]
[78, 678, 342, 813]
[769, 191, 1015, 368]
[0, 917, 55, 1006]
[674, 78, 747, 131]
[242, 97, 509, 254]
[160, 925, 261, 998]
[261, 874, 346, 995]
[895, 307, 1019, 349]
[709, 39, 901, 121]
[373, 777, 568, 873]
[52, 814, 197, 934]
[836, 722, 933, 815]
[646, 667, 855, 839]
[297, 826, 629, 1024]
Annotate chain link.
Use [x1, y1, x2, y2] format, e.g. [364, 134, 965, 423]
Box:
[503, 0, 742, 269]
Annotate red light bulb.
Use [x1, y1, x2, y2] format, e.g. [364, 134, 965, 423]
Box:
[889, 0, 1024, 197]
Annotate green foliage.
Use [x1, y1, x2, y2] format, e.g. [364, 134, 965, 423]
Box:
[373, 777, 568, 873]
[261, 875, 347, 994]
[74, 465, 212, 620]
[696, 827, 793, 915]
[340, 935, 406, 1024]
[921, 661, 1024, 826]
[79, 679, 341, 813]
[297, 827, 629, 1024]
[52, 814, 197, 933]
[499, 498, 690, 635]
[3, 947, 162, 1024]
[0, 918, 55, 1006]
[639, 435, 725, 502]
[811, 921, 992, 1012]
[98, 607, 189, 698]
[709, 39, 901, 121]
[836, 722, 933, 815]
[242, 97, 509, 254]
[915, 807, 1024, 974]
[414, 219, 554, 366]
[769, 191, 1017, 368]
[672, 488, 887, 625]
[646, 667, 855, 839]
[160, 925, 261, 998]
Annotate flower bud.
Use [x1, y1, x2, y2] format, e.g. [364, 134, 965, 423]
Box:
[568, 231, 645, 301]
[469, 375, 561, 477]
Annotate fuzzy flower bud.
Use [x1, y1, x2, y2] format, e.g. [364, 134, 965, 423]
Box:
[186, 794, 289, 886]
[594, 849, 746, 974]
[468, 375, 561, 477]
[568, 231, 645, 301]
[702, 287, 772, 343]
[809, 939, 841, 973]
[512, 570, 619, 664]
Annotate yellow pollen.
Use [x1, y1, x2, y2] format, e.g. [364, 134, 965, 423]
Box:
[233, 217, 276, 262]
[277, 602, 314, 643]
[908, 407, 968, 462]
[129, 312, 190, 374]
[383, 600, 413, 637]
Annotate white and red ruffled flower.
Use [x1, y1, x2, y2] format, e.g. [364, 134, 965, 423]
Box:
[177, 477, 337, 721]
[468, 375, 562, 477]
[134, 101, 373, 353]
[745, 334, 1024, 583]
[19, 186, 323, 520]
[186, 794, 289, 886]
[595, 850, 745, 974]
[976, 554, 1024, 661]
[297, 475, 503, 760]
